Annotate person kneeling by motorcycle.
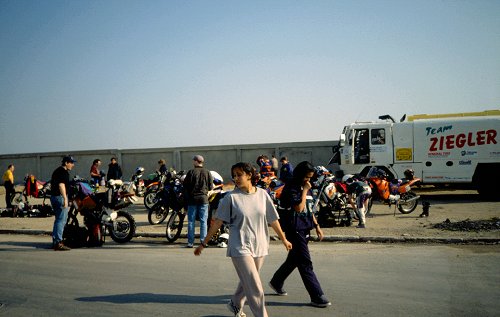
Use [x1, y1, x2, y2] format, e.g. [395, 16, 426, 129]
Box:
[345, 177, 372, 228]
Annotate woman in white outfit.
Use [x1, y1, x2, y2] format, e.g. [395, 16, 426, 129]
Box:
[195, 162, 292, 317]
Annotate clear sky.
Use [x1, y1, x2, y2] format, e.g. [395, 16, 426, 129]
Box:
[1, 0, 499, 155]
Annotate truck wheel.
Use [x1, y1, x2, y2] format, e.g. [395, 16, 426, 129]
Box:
[474, 164, 500, 200]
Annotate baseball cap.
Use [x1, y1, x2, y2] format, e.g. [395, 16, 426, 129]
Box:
[62, 155, 77, 164]
[193, 155, 204, 163]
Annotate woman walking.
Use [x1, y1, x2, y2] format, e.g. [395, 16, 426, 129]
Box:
[195, 162, 292, 317]
[269, 161, 331, 308]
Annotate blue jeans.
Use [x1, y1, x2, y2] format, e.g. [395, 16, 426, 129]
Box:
[51, 195, 69, 245]
[187, 204, 209, 245]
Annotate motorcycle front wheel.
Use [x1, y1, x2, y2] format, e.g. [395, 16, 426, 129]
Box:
[148, 205, 169, 225]
[109, 210, 136, 243]
[10, 191, 28, 207]
[143, 190, 158, 210]
[165, 211, 185, 242]
[398, 192, 419, 214]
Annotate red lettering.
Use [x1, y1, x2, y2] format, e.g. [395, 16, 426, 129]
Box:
[456, 133, 466, 148]
[429, 137, 438, 151]
[445, 135, 454, 149]
[476, 131, 485, 145]
[486, 129, 497, 144]
[467, 132, 476, 146]
[429, 130, 497, 153]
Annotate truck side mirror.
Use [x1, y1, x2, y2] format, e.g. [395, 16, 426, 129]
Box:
[339, 134, 346, 147]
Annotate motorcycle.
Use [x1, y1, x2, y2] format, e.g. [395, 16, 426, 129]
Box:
[10, 174, 52, 210]
[257, 175, 285, 207]
[311, 166, 353, 227]
[63, 177, 136, 247]
[164, 171, 188, 242]
[206, 174, 231, 247]
[366, 167, 421, 214]
[131, 167, 146, 197]
[147, 170, 184, 225]
[143, 171, 168, 211]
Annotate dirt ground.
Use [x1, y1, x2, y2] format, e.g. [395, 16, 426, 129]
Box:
[0, 187, 499, 241]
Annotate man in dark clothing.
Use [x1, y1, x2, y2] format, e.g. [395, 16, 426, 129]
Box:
[107, 157, 123, 181]
[50, 155, 76, 251]
[279, 157, 294, 182]
[158, 159, 168, 174]
[183, 155, 213, 248]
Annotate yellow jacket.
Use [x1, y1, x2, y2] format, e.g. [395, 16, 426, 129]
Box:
[2, 169, 14, 183]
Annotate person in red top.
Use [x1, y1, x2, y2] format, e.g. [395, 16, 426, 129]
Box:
[90, 159, 101, 185]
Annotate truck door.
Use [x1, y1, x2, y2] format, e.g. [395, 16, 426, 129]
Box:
[353, 128, 370, 164]
[369, 126, 394, 166]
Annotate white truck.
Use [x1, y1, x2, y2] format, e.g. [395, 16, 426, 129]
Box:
[331, 110, 500, 196]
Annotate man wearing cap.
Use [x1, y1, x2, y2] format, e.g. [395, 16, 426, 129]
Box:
[50, 155, 76, 251]
[183, 155, 213, 248]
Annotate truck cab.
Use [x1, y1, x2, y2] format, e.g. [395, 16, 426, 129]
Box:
[337, 119, 399, 177]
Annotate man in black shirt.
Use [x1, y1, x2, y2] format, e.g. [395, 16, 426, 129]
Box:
[107, 157, 122, 181]
[183, 155, 213, 248]
[50, 155, 76, 251]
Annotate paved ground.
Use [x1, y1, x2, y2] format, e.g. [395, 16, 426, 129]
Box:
[1, 186, 499, 244]
[1, 235, 499, 317]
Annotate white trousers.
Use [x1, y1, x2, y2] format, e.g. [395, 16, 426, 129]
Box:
[231, 256, 268, 317]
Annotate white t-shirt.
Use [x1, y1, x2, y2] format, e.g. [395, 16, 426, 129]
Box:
[216, 187, 279, 258]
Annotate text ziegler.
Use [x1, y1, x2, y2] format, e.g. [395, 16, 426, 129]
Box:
[429, 130, 497, 151]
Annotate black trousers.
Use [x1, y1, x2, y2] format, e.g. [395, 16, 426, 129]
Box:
[270, 229, 324, 300]
[4, 181, 15, 209]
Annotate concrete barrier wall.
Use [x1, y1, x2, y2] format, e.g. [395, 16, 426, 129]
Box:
[0, 141, 338, 185]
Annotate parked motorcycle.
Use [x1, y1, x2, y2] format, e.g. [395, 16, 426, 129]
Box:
[63, 177, 136, 247]
[206, 174, 230, 247]
[131, 167, 146, 197]
[143, 171, 165, 210]
[164, 171, 188, 242]
[10, 174, 51, 208]
[366, 167, 421, 214]
[311, 166, 353, 227]
[257, 175, 285, 206]
[147, 170, 184, 225]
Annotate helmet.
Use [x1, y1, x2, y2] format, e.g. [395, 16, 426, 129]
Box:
[342, 174, 354, 183]
[314, 166, 329, 177]
[404, 169, 415, 180]
[135, 167, 145, 176]
[210, 170, 224, 185]
[217, 233, 229, 248]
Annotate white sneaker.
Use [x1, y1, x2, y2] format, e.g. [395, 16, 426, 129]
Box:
[226, 300, 246, 317]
